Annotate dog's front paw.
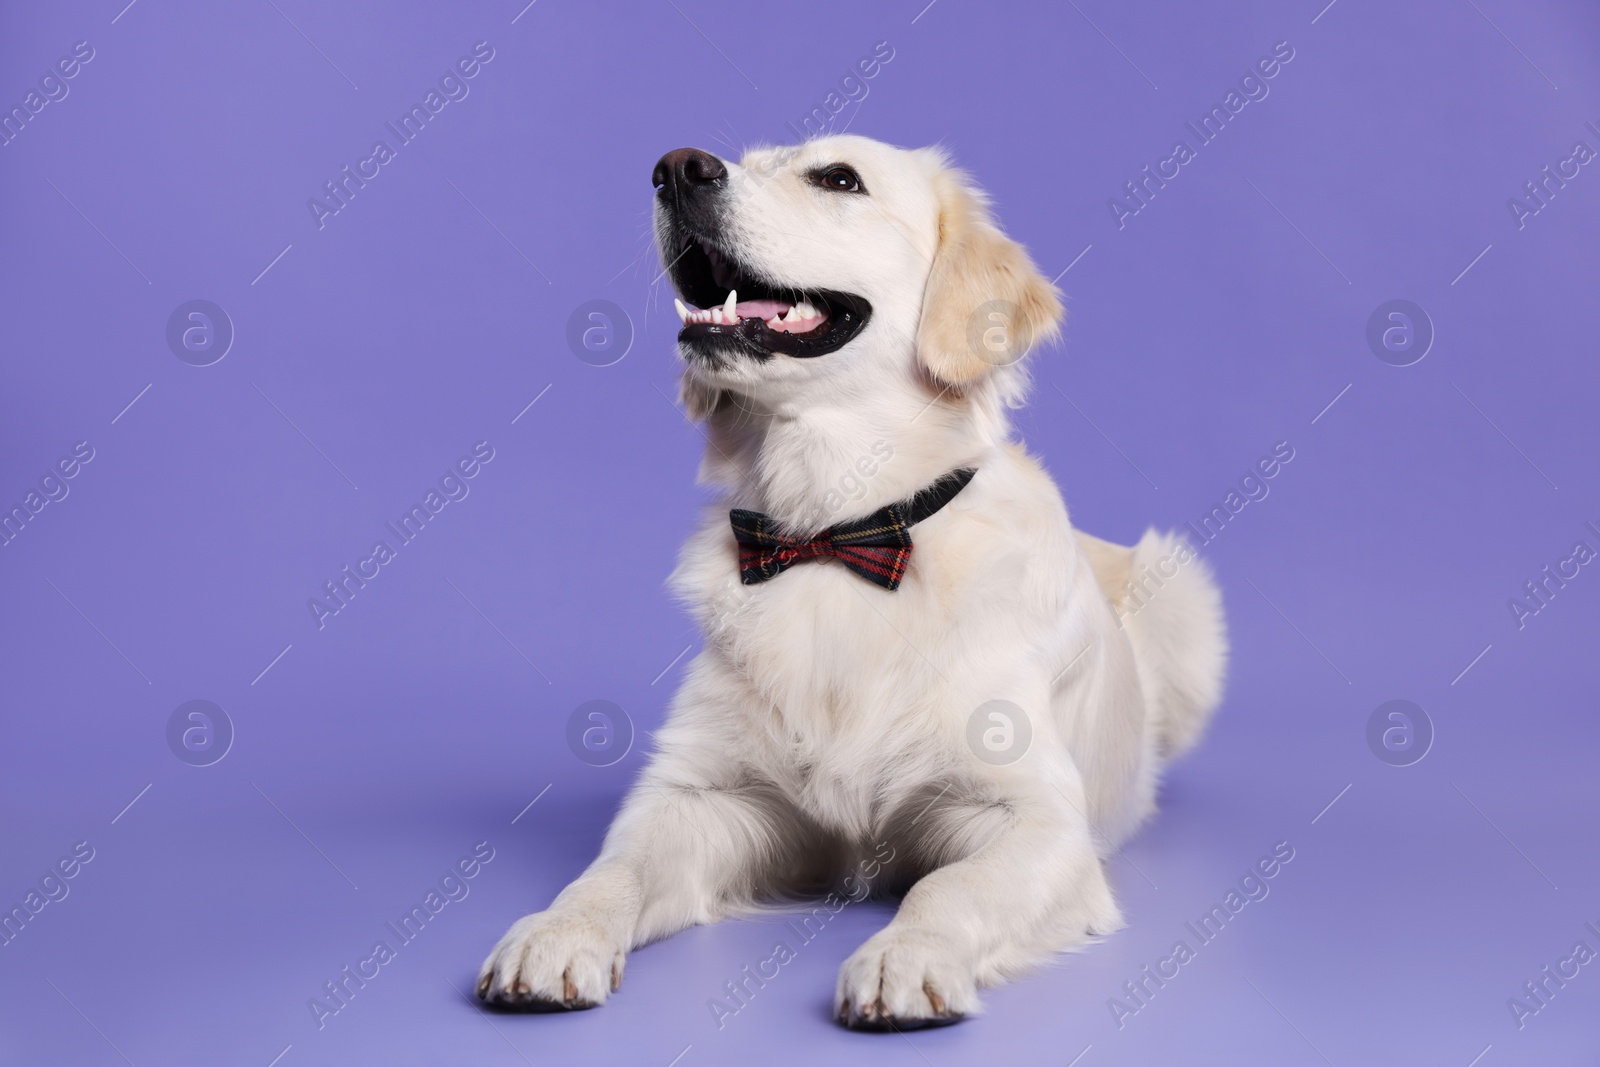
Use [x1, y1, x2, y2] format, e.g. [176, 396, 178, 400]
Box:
[476, 909, 625, 1012]
[835, 928, 978, 1031]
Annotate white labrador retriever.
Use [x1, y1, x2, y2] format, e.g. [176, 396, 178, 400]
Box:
[477, 135, 1227, 1029]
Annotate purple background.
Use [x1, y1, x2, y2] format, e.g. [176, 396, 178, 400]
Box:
[3, 0, 1598, 1064]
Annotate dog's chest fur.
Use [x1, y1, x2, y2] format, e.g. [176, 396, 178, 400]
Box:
[683, 507, 1021, 837]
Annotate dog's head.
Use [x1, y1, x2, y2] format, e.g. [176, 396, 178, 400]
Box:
[652, 135, 1063, 420]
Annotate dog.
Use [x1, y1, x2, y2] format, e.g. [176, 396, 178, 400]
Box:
[477, 135, 1228, 1029]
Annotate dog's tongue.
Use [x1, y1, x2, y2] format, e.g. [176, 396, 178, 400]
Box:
[735, 298, 788, 320]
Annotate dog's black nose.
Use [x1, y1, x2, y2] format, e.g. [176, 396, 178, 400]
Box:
[653, 147, 727, 191]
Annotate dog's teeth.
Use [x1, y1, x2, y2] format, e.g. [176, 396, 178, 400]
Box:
[796, 301, 816, 320]
[711, 307, 724, 324]
[766, 315, 783, 328]
[783, 306, 799, 323]
[674, 298, 690, 325]
[724, 290, 738, 322]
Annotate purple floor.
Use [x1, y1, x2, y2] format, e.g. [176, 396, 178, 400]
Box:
[3, 1, 1598, 1064]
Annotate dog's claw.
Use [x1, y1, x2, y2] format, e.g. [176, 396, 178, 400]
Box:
[836, 932, 976, 1031]
[476, 909, 622, 1013]
[840, 1001, 965, 1032]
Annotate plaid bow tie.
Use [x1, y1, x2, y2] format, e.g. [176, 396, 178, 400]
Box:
[730, 468, 976, 591]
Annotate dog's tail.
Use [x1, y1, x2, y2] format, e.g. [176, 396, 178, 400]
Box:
[1079, 529, 1228, 760]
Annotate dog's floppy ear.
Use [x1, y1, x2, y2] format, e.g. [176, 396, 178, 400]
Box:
[915, 163, 1063, 388]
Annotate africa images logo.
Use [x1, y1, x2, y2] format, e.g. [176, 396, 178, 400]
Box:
[1107, 40, 1296, 229]
[306, 42, 496, 230]
[306, 441, 496, 630]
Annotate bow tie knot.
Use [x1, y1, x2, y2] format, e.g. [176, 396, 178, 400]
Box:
[729, 468, 976, 591]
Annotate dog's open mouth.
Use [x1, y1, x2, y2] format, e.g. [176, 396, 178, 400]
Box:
[666, 233, 871, 359]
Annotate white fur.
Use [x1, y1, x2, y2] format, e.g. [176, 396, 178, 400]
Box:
[477, 135, 1228, 1027]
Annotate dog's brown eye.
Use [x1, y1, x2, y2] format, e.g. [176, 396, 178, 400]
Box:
[814, 165, 864, 193]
